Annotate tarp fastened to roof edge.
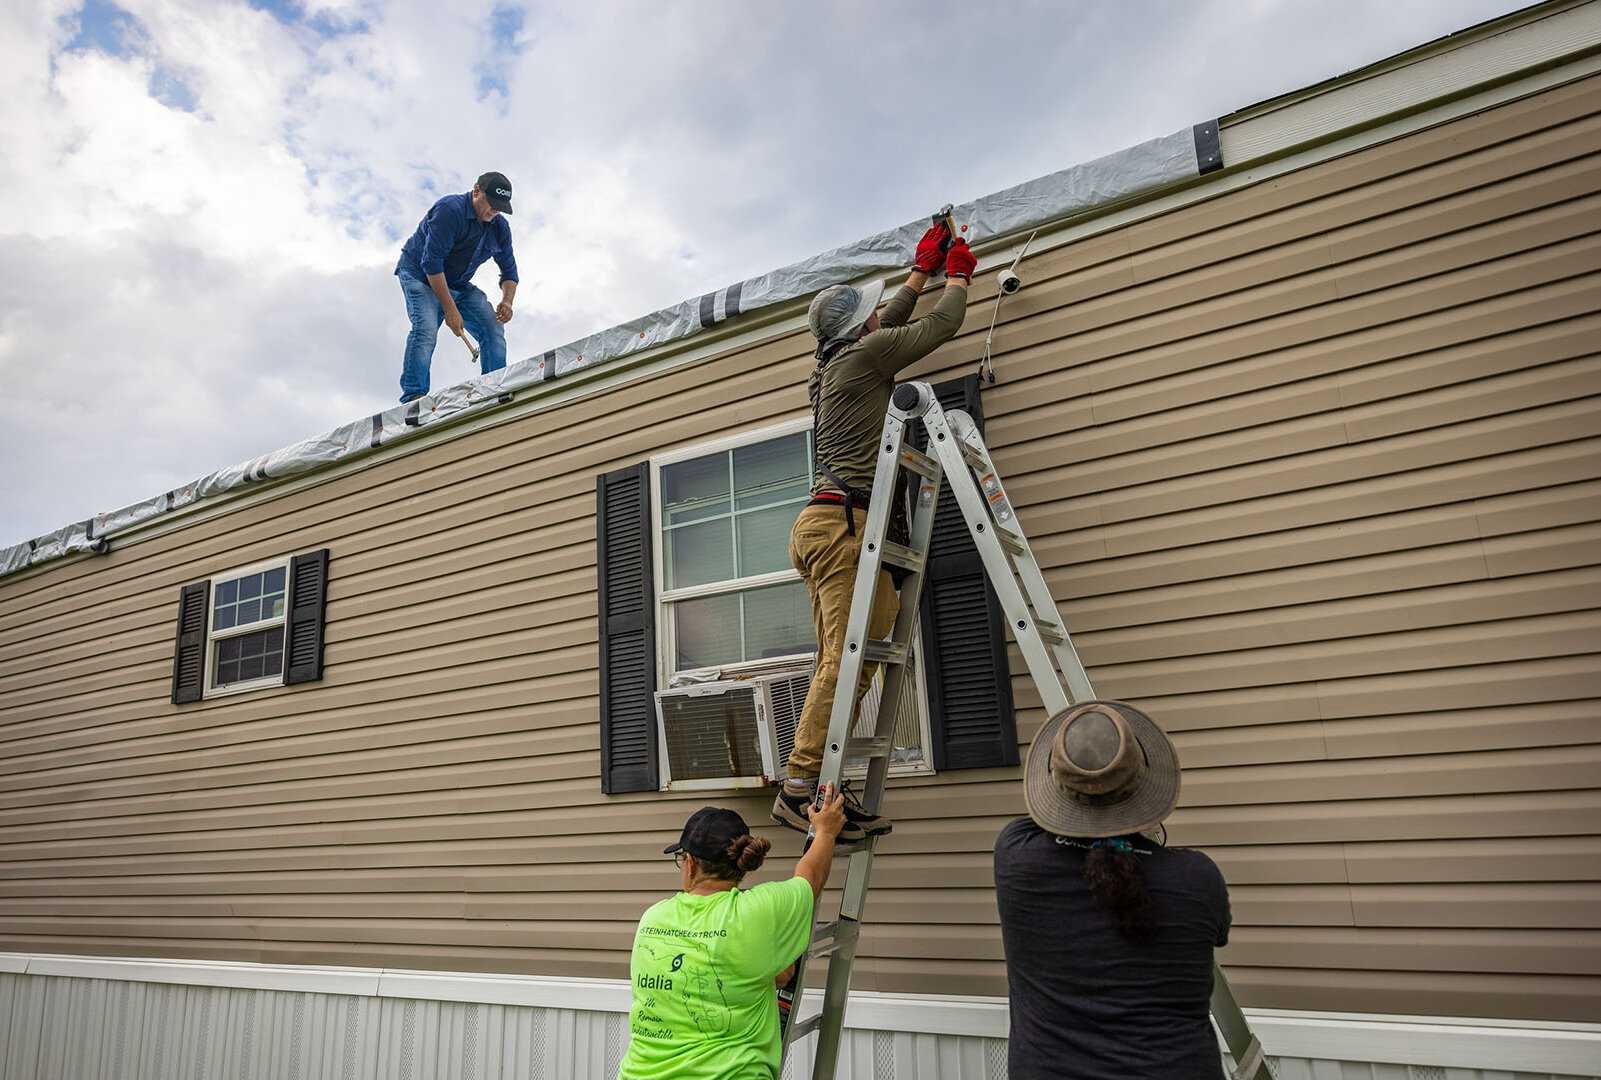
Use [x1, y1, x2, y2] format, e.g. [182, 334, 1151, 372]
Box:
[0, 122, 1221, 579]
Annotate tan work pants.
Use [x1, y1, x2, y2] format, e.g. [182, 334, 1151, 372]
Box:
[786, 503, 900, 779]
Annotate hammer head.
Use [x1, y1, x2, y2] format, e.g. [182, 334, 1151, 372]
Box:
[933, 203, 957, 252]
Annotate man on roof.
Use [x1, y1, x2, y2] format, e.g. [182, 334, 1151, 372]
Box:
[394, 172, 520, 403]
[770, 222, 976, 843]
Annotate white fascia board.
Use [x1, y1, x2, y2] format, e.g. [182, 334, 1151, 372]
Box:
[1222, 0, 1601, 164]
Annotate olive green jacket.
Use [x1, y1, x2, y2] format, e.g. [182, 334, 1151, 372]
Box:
[808, 282, 968, 498]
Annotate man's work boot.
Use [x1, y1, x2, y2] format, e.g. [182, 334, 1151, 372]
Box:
[838, 781, 892, 839]
[773, 782, 864, 843]
[771, 780, 891, 843]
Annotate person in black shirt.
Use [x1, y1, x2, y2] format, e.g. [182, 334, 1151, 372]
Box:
[994, 700, 1231, 1079]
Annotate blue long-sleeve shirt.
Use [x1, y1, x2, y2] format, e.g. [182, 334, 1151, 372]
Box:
[396, 193, 518, 291]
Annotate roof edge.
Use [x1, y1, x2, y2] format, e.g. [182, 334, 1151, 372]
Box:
[5, 0, 1599, 583]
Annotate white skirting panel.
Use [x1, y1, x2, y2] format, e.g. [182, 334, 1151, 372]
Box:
[780, 1029, 1009, 1080]
[1, 959, 1596, 1080]
[0, 974, 628, 1080]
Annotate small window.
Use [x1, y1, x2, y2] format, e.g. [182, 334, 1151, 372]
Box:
[206, 559, 290, 693]
[172, 548, 330, 704]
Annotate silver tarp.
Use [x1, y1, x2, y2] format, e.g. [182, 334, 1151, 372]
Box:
[1, 122, 1218, 578]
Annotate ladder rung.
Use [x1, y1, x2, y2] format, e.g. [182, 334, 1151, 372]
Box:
[896, 444, 941, 480]
[808, 919, 859, 959]
[1232, 1035, 1265, 1080]
[846, 735, 891, 758]
[861, 639, 908, 666]
[994, 528, 1024, 557]
[960, 443, 988, 471]
[790, 1012, 823, 1040]
[878, 540, 924, 576]
[1035, 621, 1066, 645]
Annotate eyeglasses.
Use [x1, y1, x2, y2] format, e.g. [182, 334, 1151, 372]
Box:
[673, 853, 687, 868]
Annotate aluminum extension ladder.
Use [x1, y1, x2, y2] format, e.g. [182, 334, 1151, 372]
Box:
[777, 381, 1270, 1080]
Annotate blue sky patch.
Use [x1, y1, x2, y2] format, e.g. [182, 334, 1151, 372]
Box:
[60, 0, 146, 58]
[247, 0, 368, 38]
[245, 0, 304, 25]
[474, 4, 527, 102]
[309, 10, 369, 36]
[58, 0, 198, 112]
[148, 66, 199, 112]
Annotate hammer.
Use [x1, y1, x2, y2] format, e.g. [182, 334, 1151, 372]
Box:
[454, 326, 479, 364]
[933, 203, 959, 251]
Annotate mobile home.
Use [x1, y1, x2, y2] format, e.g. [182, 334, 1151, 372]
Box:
[3, 3, 1600, 1077]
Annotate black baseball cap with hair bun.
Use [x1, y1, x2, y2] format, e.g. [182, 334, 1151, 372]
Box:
[664, 807, 748, 859]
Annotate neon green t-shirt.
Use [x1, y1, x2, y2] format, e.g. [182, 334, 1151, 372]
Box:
[618, 876, 814, 1080]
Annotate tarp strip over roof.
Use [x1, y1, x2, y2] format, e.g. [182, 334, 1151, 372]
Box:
[0, 122, 1221, 579]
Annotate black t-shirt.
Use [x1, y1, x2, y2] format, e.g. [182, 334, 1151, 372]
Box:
[993, 818, 1231, 1080]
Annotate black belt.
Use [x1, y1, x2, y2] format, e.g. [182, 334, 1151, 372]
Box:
[807, 489, 910, 587]
[808, 490, 868, 535]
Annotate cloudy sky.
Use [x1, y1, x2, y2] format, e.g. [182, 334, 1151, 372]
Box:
[0, 0, 1534, 548]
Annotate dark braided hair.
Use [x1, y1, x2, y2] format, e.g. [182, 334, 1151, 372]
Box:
[697, 834, 771, 884]
[1083, 838, 1158, 941]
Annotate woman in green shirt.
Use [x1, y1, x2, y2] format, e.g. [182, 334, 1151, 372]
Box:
[619, 785, 846, 1080]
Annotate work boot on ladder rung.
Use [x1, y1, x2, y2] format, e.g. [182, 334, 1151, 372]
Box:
[837, 780, 891, 838]
[772, 781, 889, 843]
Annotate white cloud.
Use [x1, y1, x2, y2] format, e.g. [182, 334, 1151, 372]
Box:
[0, 0, 1535, 547]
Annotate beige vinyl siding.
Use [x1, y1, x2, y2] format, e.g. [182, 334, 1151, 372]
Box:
[3, 68, 1600, 1024]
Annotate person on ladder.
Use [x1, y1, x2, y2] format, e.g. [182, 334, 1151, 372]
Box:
[770, 222, 977, 842]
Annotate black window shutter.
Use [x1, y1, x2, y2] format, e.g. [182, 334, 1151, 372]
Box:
[597, 463, 658, 794]
[171, 580, 210, 704]
[284, 548, 331, 685]
[913, 375, 1019, 770]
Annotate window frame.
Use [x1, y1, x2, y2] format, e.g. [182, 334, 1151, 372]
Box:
[649, 417, 934, 776]
[202, 555, 291, 698]
[651, 415, 816, 682]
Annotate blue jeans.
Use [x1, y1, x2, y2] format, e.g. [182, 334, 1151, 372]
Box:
[398, 271, 507, 401]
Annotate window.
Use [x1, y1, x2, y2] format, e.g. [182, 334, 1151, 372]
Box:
[655, 420, 818, 673]
[170, 548, 330, 704]
[651, 420, 932, 774]
[207, 559, 289, 693]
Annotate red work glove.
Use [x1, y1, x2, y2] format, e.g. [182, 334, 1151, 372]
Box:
[913, 223, 950, 273]
[945, 239, 976, 282]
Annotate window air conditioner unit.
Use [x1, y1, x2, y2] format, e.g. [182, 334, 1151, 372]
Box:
[655, 671, 811, 791]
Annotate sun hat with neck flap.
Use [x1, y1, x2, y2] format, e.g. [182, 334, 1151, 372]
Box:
[1022, 700, 1182, 839]
[806, 279, 885, 360]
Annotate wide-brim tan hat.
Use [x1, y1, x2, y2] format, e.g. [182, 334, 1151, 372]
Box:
[1022, 700, 1181, 839]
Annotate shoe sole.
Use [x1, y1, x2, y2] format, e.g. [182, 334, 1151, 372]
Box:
[770, 808, 810, 834]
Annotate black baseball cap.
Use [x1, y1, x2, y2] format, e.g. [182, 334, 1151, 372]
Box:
[476, 171, 513, 214]
[664, 806, 749, 859]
